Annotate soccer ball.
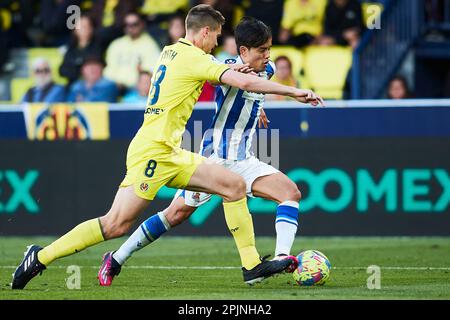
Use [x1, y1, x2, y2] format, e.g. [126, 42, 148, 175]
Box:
[292, 250, 331, 286]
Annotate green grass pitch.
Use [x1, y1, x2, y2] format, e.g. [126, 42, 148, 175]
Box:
[0, 236, 449, 300]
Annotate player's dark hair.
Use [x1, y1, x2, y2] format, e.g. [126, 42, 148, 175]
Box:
[186, 4, 225, 32]
[235, 17, 272, 51]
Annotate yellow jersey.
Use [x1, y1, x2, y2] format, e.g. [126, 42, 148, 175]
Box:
[135, 38, 230, 148]
[281, 0, 327, 37]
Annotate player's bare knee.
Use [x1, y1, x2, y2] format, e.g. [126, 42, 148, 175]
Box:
[224, 176, 246, 201]
[235, 178, 247, 199]
[278, 183, 301, 203]
[291, 187, 302, 202]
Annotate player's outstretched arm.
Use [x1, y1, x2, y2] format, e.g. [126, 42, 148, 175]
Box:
[209, 63, 255, 86]
[220, 69, 324, 106]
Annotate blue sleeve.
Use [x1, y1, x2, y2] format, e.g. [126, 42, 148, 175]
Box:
[51, 86, 66, 102]
[67, 83, 78, 102]
[21, 88, 32, 103]
[266, 61, 276, 79]
[105, 82, 118, 103]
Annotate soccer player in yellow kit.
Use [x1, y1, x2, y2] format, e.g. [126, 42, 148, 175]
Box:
[11, 5, 323, 289]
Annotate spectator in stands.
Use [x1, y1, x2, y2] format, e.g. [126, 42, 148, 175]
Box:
[216, 34, 238, 62]
[22, 58, 66, 103]
[104, 12, 161, 90]
[59, 15, 102, 86]
[67, 56, 118, 102]
[278, 0, 327, 48]
[122, 71, 152, 103]
[164, 14, 186, 46]
[2, 0, 34, 47]
[90, 0, 139, 52]
[0, 13, 9, 71]
[39, 0, 84, 46]
[387, 75, 412, 99]
[140, 0, 189, 44]
[240, 0, 284, 45]
[318, 0, 364, 49]
[193, 0, 234, 36]
[267, 56, 299, 101]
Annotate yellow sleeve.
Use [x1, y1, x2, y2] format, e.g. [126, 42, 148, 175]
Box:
[188, 54, 230, 83]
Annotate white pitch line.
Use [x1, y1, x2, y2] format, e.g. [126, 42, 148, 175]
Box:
[334, 266, 450, 271]
[0, 265, 238, 270]
[1, 265, 450, 270]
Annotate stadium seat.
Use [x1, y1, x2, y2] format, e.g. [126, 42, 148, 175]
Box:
[303, 46, 353, 99]
[270, 46, 304, 79]
[27, 47, 67, 85]
[0, 8, 12, 30]
[11, 78, 34, 103]
[232, 4, 245, 28]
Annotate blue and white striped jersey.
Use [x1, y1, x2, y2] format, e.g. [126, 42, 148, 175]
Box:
[200, 56, 276, 160]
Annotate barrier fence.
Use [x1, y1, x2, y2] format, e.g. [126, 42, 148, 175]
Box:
[0, 100, 449, 235]
[1, 100, 450, 139]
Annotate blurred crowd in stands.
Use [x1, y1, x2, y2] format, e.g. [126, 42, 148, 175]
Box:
[1, 0, 443, 103]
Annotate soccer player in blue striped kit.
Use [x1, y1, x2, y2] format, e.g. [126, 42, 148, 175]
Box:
[98, 17, 322, 286]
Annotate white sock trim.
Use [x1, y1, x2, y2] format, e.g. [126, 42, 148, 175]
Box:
[275, 219, 298, 257]
[279, 200, 299, 209]
[158, 211, 171, 230]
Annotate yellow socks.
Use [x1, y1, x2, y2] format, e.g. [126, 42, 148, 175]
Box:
[36, 203, 260, 269]
[223, 197, 260, 270]
[37, 218, 105, 266]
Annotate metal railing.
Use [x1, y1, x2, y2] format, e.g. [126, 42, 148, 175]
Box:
[352, 0, 425, 99]
[426, 0, 450, 30]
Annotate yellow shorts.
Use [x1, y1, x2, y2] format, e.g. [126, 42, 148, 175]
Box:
[120, 137, 205, 200]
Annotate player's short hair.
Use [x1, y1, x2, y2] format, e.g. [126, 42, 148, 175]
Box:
[235, 17, 272, 51]
[186, 4, 225, 32]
